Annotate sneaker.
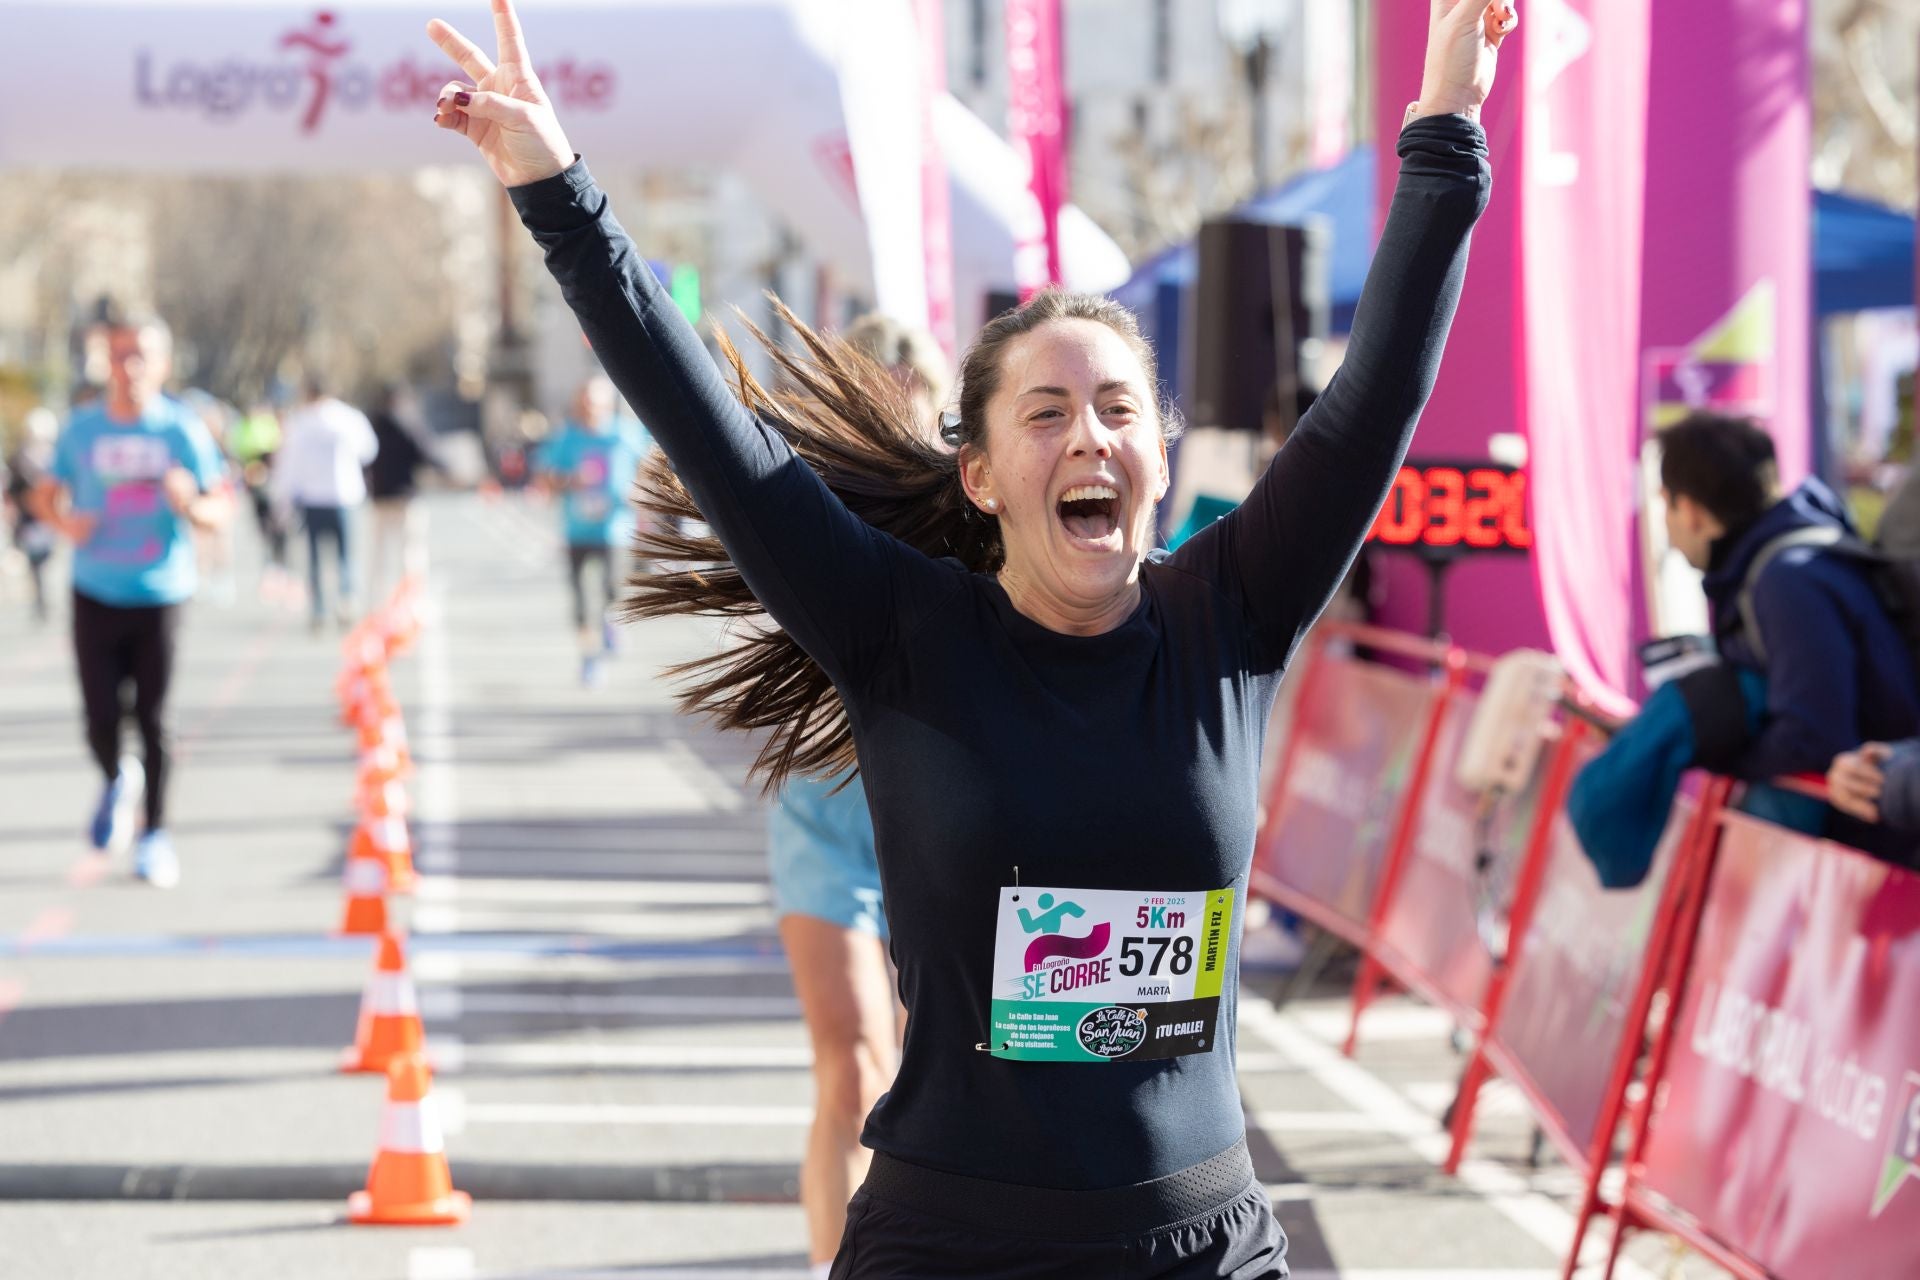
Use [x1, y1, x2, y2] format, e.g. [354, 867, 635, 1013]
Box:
[580, 654, 605, 688]
[88, 756, 145, 852]
[133, 829, 180, 888]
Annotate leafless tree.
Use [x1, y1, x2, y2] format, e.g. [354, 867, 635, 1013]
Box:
[1813, 0, 1918, 207]
[146, 175, 459, 406]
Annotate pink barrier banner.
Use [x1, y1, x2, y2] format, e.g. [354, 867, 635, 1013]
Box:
[1375, 692, 1544, 1023]
[1637, 815, 1920, 1277]
[1488, 764, 1688, 1158]
[1522, 0, 1649, 717]
[1003, 0, 1066, 293]
[1255, 657, 1435, 939]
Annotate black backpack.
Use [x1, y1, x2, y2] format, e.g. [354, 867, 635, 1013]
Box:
[1735, 523, 1920, 685]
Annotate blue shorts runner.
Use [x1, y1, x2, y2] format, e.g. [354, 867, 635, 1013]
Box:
[767, 770, 887, 940]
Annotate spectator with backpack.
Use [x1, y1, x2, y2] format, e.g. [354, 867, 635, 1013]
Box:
[1569, 413, 1920, 882]
[1662, 413, 1918, 768]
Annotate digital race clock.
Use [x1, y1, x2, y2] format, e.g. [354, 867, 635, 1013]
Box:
[1366, 461, 1532, 554]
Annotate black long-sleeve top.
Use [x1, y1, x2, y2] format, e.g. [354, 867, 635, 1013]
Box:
[511, 114, 1490, 1190]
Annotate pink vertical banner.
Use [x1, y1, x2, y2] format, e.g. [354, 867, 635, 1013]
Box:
[1522, 0, 1651, 716]
[1639, 2, 1812, 483]
[1371, 3, 1548, 657]
[1004, 0, 1066, 296]
[913, 0, 957, 357]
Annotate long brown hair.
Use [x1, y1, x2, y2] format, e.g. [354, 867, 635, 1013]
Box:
[625, 291, 1173, 793]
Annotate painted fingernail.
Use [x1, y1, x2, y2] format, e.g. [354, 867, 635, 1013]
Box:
[454, 91, 472, 107]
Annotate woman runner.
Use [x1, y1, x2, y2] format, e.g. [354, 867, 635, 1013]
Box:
[426, 1, 1511, 1272]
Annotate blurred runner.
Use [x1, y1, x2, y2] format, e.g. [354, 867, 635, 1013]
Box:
[365, 383, 445, 605]
[5, 408, 60, 623]
[273, 375, 378, 632]
[30, 309, 229, 885]
[531, 375, 649, 687]
[229, 399, 296, 605]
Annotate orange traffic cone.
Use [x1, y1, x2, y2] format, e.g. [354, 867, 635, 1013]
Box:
[357, 772, 410, 823]
[357, 716, 411, 783]
[378, 591, 422, 658]
[341, 933, 425, 1074]
[352, 816, 416, 895]
[339, 835, 390, 936]
[348, 1052, 470, 1225]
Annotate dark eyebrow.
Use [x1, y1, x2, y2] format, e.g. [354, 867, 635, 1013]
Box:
[1017, 381, 1136, 399]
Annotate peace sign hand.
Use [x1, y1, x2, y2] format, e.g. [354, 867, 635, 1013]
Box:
[427, 0, 575, 188]
[1417, 1, 1519, 121]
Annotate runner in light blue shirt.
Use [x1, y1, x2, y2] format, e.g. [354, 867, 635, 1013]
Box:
[33, 312, 230, 888]
[532, 375, 651, 686]
[51, 395, 224, 608]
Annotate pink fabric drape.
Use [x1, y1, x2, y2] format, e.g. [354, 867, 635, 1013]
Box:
[1004, 0, 1066, 295]
[912, 0, 956, 357]
[1523, 0, 1651, 717]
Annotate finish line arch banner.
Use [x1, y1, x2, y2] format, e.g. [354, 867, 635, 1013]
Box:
[0, 0, 1128, 333]
[1637, 814, 1920, 1277]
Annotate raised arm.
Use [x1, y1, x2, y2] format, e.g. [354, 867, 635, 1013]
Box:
[426, 0, 930, 686]
[1168, 1, 1507, 659]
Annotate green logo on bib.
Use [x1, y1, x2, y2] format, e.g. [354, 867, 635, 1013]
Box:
[1076, 1005, 1148, 1058]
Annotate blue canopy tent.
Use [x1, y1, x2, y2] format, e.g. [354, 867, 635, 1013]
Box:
[1115, 148, 1917, 416]
[1814, 188, 1914, 317]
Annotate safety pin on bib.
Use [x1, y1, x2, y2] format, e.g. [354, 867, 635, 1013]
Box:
[976, 867, 1022, 1053]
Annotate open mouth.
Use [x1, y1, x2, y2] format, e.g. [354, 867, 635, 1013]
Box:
[1057, 484, 1121, 545]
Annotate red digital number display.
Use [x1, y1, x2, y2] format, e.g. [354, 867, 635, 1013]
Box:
[1367, 462, 1532, 553]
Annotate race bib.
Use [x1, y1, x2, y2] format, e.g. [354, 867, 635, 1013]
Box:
[985, 885, 1236, 1063]
[572, 492, 612, 522]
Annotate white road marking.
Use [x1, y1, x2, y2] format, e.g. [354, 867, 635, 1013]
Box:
[1404, 1078, 1529, 1121]
[411, 952, 792, 982]
[1292, 1002, 1461, 1045]
[415, 876, 772, 906]
[420, 987, 464, 1021]
[434, 1084, 466, 1137]
[461, 1101, 813, 1127]
[1247, 1110, 1431, 1136]
[412, 906, 777, 940]
[435, 1041, 813, 1071]
[1239, 995, 1657, 1280]
[416, 590, 459, 882]
[443, 851, 770, 876]
[406, 1246, 476, 1280]
[420, 990, 801, 1019]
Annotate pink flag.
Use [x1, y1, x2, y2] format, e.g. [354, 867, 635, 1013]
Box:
[1004, 0, 1067, 296]
[1523, 0, 1652, 716]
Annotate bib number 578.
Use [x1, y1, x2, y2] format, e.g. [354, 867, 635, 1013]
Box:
[1118, 935, 1194, 977]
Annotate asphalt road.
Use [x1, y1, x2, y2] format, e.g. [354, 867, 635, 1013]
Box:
[0, 491, 1725, 1280]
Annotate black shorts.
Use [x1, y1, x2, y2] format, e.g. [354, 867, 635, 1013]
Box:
[830, 1141, 1287, 1279]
